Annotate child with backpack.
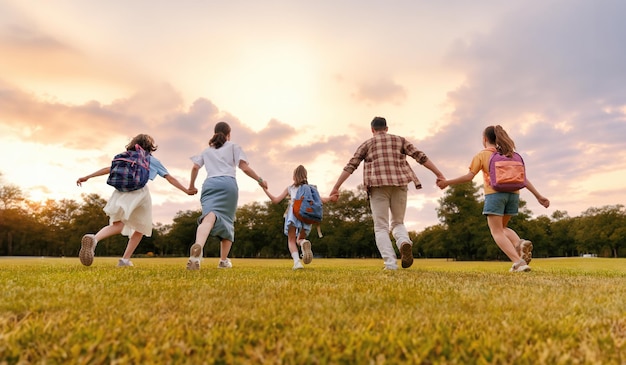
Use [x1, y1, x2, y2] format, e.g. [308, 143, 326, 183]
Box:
[262, 165, 334, 270]
[436, 125, 550, 272]
[76, 134, 196, 267]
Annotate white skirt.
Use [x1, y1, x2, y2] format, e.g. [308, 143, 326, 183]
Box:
[103, 186, 153, 237]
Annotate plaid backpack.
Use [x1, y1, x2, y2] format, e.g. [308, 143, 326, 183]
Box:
[488, 148, 526, 192]
[106, 144, 150, 192]
[292, 184, 323, 224]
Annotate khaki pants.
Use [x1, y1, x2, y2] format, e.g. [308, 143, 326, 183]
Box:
[369, 186, 412, 270]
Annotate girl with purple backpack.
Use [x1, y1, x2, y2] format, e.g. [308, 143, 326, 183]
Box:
[436, 125, 550, 272]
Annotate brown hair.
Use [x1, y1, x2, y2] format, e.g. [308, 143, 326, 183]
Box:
[126, 134, 157, 153]
[293, 165, 308, 187]
[209, 121, 231, 149]
[484, 125, 516, 157]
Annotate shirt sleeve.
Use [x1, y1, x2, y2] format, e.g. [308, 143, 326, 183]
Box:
[403, 139, 428, 164]
[148, 156, 170, 180]
[190, 154, 204, 167]
[233, 143, 248, 165]
[343, 140, 369, 174]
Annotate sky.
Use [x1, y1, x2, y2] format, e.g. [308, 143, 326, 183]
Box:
[1, 0, 625, 232]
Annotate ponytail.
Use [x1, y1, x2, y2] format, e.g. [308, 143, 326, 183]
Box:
[209, 121, 231, 149]
[484, 125, 516, 157]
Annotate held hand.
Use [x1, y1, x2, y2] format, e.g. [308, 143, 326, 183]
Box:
[436, 179, 448, 190]
[188, 187, 198, 196]
[259, 180, 268, 190]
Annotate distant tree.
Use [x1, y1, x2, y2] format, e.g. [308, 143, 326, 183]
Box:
[573, 205, 625, 257]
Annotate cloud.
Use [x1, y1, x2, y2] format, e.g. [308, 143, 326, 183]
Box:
[424, 0, 626, 217]
[352, 77, 408, 105]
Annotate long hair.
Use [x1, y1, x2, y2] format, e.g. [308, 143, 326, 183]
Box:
[484, 125, 516, 157]
[126, 134, 157, 153]
[209, 121, 231, 149]
[293, 165, 308, 187]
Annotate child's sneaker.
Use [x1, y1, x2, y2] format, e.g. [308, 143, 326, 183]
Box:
[117, 258, 134, 267]
[518, 239, 533, 264]
[301, 240, 313, 264]
[186, 243, 203, 270]
[293, 261, 304, 270]
[400, 242, 414, 268]
[509, 260, 531, 272]
[79, 234, 97, 266]
[217, 258, 232, 269]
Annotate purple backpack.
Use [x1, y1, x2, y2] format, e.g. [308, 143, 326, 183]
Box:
[488, 150, 526, 192]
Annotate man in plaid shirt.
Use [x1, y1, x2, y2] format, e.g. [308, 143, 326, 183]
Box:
[330, 117, 445, 270]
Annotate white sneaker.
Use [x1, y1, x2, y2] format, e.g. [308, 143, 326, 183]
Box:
[301, 240, 313, 264]
[117, 258, 134, 267]
[218, 258, 232, 269]
[79, 234, 97, 266]
[292, 261, 304, 270]
[186, 243, 203, 270]
[510, 260, 531, 272]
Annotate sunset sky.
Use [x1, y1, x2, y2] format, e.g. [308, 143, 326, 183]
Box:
[1, 0, 625, 232]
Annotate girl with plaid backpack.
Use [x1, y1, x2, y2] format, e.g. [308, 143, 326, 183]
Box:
[76, 134, 196, 267]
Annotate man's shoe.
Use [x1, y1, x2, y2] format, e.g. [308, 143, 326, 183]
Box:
[400, 242, 414, 268]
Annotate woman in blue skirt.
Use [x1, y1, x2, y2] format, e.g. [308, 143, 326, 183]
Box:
[186, 121, 267, 270]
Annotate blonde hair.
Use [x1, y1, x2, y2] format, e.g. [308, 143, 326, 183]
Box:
[484, 125, 516, 157]
[293, 165, 308, 187]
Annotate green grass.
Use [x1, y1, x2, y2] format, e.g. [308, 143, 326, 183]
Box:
[1, 257, 625, 364]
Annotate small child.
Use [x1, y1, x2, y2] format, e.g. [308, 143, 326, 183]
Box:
[76, 134, 196, 267]
[262, 165, 332, 270]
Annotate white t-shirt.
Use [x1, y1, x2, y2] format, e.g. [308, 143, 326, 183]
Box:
[190, 141, 248, 178]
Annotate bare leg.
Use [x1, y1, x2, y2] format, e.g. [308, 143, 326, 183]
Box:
[287, 226, 299, 255]
[220, 239, 232, 261]
[122, 231, 144, 260]
[487, 215, 521, 263]
[194, 212, 217, 248]
[94, 221, 124, 241]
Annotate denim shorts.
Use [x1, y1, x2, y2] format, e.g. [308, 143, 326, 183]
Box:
[483, 192, 519, 216]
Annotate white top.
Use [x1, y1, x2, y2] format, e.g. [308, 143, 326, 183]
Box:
[190, 141, 248, 178]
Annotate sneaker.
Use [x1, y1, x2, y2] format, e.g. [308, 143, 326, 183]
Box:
[509, 260, 531, 272]
[400, 242, 414, 268]
[79, 234, 97, 266]
[186, 243, 203, 270]
[117, 258, 134, 267]
[292, 261, 304, 270]
[217, 258, 232, 269]
[518, 239, 533, 264]
[301, 240, 313, 264]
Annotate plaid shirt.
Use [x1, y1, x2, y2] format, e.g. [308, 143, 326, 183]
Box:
[343, 133, 428, 190]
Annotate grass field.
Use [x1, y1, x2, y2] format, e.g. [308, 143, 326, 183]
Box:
[1, 257, 625, 364]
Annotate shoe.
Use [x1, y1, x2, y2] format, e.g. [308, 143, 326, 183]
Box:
[186, 243, 203, 270]
[301, 240, 313, 264]
[400, 242, 414, 268]
[117, 259, 134, 267]
[79, 234, 97, 266]
[217, 258, 232, 269]
[509, 260, 531, 272]
[518, 239, 533, 264]
[292, 261, 304, 270]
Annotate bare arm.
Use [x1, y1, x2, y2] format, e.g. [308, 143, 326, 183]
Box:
[263, 186, 289, 204]
[330, 170, 351, 198]
[437, 171, 476, 189]
[189, 163, 201, 190]
[238, 160, 268, 189]
[421, 158, 445, 181]
[165, 174, 196, 195]
[525, 179, 550, 208]
[76, 167, 110, 186]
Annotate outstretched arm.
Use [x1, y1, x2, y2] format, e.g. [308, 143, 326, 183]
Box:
[330, 170, 351, 198]
[76, 167, 110, 186]
[525, 179, 550, 208]
[165, 174, 196, 195]
[238, 160, 268, 189]
[421, 158, 446, 182]
[263, 186, 289, 204]
[437, 171, 476, 189]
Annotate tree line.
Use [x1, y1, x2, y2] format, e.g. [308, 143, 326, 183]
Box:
[0, 181, 624, 259]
